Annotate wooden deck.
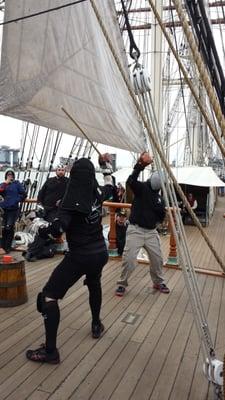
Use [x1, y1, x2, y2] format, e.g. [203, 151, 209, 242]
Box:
[1, 198, 225, 399]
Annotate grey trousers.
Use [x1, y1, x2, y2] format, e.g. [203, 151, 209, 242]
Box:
[117, 224, 164, 287]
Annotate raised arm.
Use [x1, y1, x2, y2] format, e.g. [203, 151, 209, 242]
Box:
[127, 152, 153, 195]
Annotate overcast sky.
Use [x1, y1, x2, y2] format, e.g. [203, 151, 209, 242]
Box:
[0, 115, 22, 149]
[0, 114, 135, 169]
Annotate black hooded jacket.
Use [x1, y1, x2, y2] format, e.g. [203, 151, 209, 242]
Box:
[37, 176, 69, 210]
[127, 163, 166, 229]
[57, 158, 107, 254]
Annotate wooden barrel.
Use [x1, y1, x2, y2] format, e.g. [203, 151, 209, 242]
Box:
[0, 257, 28, 307]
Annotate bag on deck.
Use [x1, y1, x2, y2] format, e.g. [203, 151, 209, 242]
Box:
[25, 233, 56, 262]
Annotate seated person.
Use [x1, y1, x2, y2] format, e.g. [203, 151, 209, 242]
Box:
[181, 193, 198, 223]
[115, 210, 129, 256]
[98, 154, 119, 202]
[117, 183, 125, 203]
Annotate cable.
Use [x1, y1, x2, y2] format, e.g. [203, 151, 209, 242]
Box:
[169, 0, 192, 163]
[120, 0, 140, 61]
[0, 0, 87, 26]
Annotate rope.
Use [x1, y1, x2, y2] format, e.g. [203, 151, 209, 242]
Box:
[120, 0, 141, 61]
[172, 0, 225, 140]
[147, 0, 225, 159]
[224, 353, 225, 400]
[89, 0, 225, 273]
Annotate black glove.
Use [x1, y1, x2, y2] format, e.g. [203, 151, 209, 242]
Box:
[38, 219, 63, 240]
[38, 225, 50, 239]
[50, 219, 63, 237]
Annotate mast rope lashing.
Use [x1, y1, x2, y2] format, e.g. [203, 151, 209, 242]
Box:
[89, 0, 225, 274]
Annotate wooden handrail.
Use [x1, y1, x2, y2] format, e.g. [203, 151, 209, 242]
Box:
[24, 199, 132, 254]
[25, 199, 132, 208]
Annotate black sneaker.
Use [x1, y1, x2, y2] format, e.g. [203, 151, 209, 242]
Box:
[115, 286, 126, 297]
[26, 345, 60, 364]
[153, 283, 170, 294]
[92, 322, 104, 339]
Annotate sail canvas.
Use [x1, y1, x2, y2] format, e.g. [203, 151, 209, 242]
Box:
[0, 0, 145, 152]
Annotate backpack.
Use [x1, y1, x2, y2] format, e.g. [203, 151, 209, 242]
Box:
[25, 233, 56, 261]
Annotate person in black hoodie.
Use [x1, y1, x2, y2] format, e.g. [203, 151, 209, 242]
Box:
[115, 152, 170, 297]
[37, 165, 69, 222]
[26, 157, 109, 364]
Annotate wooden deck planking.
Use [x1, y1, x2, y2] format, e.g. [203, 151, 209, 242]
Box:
[184, 197, 225, 272]
[1, 198, 225, 399]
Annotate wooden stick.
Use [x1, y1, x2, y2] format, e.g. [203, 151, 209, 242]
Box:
[61, 106, 102, 156]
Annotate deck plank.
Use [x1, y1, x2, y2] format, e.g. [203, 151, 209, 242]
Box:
[1, 197, 225, 399]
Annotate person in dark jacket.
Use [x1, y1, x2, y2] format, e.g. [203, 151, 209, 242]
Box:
[98, 153, 119, 202]
[115, 152, 170, 297]
[0, 168, 26, 253]
[26, 157, 109, 364]
[115, 210, 129, 256]
[37, 165, 69, 222]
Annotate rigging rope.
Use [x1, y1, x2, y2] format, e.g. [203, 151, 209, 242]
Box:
[46, 131, 63, 179]
[168, 1, 192, 163]
[28, 128, 50, 201]
[172, 0, 225, 140]
[120, 0, 141, 61]
[184, 0, 225, 118]
[0, 0, 87, 26]
[135, 72, 217, 367]
[90, 2, 224, 391]
[224, 353, 225, 399]
[147, 0, 225, 160]
[17, 122, 29, 180]
[89, 0, 225, 275]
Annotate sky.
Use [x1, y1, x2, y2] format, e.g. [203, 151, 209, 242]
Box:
[0, 115, 22, 149]
[0, 115, 134, 169]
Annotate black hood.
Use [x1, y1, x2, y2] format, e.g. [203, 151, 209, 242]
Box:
[60, 158, 100, 214]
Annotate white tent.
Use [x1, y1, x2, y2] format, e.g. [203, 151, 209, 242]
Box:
[171, 166, 225, 224]
[171, 166, 225, 187]
[113, 166, 225, 187]
[0, 1, 145, 152]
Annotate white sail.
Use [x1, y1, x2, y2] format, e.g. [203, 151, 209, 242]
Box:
[0, 0, 145, 152]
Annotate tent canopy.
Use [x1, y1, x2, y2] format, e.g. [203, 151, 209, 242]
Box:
[171, 166, 225, 187]
[113, 166, 225, 187]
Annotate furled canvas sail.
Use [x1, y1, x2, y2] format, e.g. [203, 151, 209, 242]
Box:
[0, 0, 145, 151]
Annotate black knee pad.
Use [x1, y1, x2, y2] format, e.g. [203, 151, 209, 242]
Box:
[36, 292, 44, 313]
[37, 291, 58, 314]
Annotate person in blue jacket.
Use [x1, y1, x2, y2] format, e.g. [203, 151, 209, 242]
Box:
[0, 168, 26, 253]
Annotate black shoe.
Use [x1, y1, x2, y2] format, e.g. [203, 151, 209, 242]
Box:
[26, 345, 60, 364]
[115, 286, 126, 297]
[92, 322, 104, 339]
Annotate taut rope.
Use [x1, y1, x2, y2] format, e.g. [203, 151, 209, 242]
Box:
[89, 0, 225, 273]
[172, 0, 225, 141]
